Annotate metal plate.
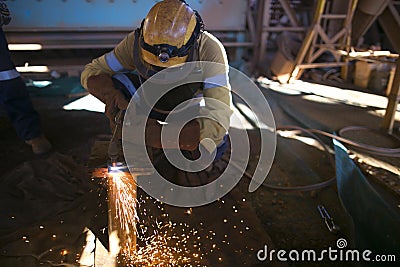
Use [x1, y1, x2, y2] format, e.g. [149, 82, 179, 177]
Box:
[6, 0, 246, 31]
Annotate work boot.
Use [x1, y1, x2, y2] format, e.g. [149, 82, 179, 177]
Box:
[25, 135, 52, 155]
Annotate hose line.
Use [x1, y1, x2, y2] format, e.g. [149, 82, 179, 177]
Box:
[223, 125, 400, 192]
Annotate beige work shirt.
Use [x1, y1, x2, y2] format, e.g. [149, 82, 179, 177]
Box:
[81, 31, 233, 152]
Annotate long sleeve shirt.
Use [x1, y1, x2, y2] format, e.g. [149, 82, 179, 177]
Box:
[81, 31, 233, 152]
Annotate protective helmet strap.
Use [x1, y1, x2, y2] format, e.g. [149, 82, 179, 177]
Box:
[134, 28, 199, 80]
[133, 28, 158, 79]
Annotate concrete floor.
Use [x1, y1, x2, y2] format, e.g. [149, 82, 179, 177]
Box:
[0, 71, 399, 266]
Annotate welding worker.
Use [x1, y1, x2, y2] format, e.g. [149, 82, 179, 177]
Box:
[0, 1, 52, 155]
[81, 0, 232, 161]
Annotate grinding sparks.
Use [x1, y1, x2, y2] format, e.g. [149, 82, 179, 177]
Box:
[122, 227, 198, 266]
[185, 208, 193, 215]
[107, 171, 138, 260]
[107, 171, 203, 266]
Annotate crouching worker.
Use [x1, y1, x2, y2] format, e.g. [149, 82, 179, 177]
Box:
[80, 0, 232, 166]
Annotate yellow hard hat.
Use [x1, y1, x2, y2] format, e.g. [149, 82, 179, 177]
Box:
[140, 0, 203, 67]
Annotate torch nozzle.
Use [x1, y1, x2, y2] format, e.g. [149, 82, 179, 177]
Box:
[108, 110, 124, 166]
[108, 139, 119, 166]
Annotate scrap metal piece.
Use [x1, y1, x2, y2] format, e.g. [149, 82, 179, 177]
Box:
[317, 204, 341, 234]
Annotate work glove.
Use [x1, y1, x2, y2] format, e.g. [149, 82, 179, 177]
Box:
[0, 1, 11, 26]
[86, 74, 129, 123]
[145, 118, 200, 151]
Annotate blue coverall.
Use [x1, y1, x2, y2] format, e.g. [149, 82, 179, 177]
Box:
[0, 27, 42, 141]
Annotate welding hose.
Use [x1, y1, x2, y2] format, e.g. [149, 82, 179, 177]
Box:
[222, 125, 336, 192]
[223, 125, 400, 192]
[337, 126, 400, 156]
[284, 127, 400, 156]
[234, 93, 399, 191]
[272, 125, 337, 191]
[279, 126, 400, 157]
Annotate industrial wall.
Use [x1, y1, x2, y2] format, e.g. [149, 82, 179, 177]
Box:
[4, 0, 248, 49]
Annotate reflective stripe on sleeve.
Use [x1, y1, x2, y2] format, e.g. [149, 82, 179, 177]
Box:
[0, 69, 20, 81]
[112, 73, 137, 96]
[105, 51, 126, 72]
[203, 73, 228, 90]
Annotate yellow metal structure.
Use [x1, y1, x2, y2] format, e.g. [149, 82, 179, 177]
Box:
[288, 0, 359, 83]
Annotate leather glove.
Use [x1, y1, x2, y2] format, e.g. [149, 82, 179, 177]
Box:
[0, 1, 11, 26]
[145, 119, 200, 151]
[86, 74, 129, 123]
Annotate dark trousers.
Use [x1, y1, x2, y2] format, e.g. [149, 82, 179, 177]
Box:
[0, 28, 41, 141]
